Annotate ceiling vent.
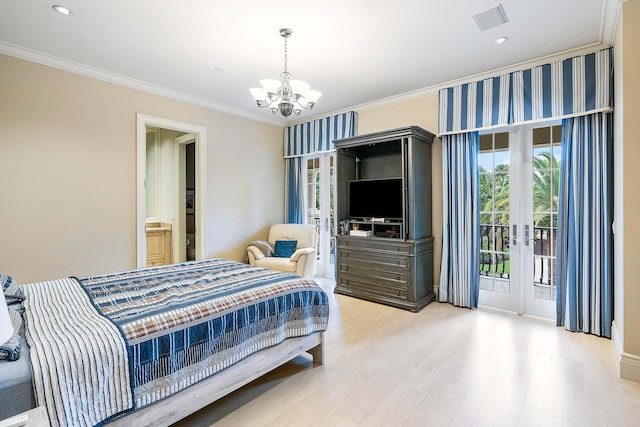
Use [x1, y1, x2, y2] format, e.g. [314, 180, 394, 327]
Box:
[472, 4, 508, 31]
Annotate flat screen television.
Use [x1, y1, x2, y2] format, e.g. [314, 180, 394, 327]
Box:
[348, 178, 403, 220]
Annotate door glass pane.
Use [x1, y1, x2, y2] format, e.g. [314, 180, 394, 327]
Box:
[306, 158, 320, 253]
[480, 171, 493, 211]
[531, 126, 560, 302]
[479, 132, 510, 293]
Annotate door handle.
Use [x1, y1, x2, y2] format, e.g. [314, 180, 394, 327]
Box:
[512, 224, 517, 246]
[524, 224, 530, 246]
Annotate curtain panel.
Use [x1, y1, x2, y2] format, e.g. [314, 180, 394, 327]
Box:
[438, 132, 480, 308]
[284, 157, 305, 224]
[437, 48, 613, 135]
[556, 112, 613, 338]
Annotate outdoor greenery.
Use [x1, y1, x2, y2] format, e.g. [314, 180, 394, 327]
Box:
[479, 150, 560, 276]
[480, 151, 560, 227]
[480, 258, 510, 275]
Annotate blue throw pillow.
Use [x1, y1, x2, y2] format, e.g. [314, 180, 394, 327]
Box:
[273, 240, 298, 258]
[1, 274, 12, 290]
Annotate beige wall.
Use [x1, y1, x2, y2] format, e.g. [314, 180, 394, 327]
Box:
[613, 1, 625, 360]
[617, 0, 640, 381]
[357, 95, 442, 288]
[0, 54, 284, 284]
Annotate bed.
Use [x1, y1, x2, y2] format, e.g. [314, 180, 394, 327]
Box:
[7, 258, 329, 427]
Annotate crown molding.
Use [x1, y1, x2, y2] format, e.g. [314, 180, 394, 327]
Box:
[0, 41, 287, 127]
[291, 42, 609, 127]
[601, 0, 624, 46]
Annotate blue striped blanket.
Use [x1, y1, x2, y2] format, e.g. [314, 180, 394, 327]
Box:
[23, 259, 329, 427]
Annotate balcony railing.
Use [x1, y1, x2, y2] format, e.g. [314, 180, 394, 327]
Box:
[480, 224, 556, 286]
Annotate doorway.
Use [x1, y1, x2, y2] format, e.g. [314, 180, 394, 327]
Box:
[136, 114, 207, 268]
[174, 134, 197, 263]
[478, 122, 560, 319]
[306, 153, 336, 277]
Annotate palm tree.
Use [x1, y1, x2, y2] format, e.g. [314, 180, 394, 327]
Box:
[532, 152, 560, 227]
[479, 152, 559, 226]
[478, 151, 559, 264]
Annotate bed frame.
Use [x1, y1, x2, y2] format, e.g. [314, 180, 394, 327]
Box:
[109, 332, 324, 427]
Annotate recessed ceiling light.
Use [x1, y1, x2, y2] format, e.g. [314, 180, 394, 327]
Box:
[493, 36, 508, 45]
[52, 5, 73, 16]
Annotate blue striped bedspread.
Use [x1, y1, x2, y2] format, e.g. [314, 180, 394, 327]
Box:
[23, 259, 329, 427]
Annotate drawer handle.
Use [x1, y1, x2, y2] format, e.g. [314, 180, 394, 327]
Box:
[344, 253, 349, 258]
[396, 260, 401, 265]
[396, 275, 400, 280]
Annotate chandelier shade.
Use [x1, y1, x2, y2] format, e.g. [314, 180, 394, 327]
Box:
[250, 28, 321, 117]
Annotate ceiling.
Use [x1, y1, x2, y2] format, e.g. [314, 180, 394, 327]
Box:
[0, 0, 620, 125]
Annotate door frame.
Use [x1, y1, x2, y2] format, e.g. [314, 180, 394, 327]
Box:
[478, 126, 524, 314]
[478, 122, 559, 319]
[520, 122, 559, 319]
[317, 154, 336, 276]
[136, 113, 207, 268]
[305, 153, 336, 277]
[174, 133, 196, 263]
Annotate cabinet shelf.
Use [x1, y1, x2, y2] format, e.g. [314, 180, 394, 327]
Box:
[345, 220, 403, 239]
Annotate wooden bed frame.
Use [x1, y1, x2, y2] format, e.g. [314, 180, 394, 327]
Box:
[110, 332, 324, 427]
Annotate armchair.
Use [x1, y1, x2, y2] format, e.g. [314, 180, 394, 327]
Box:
[247, 224, 317, 278]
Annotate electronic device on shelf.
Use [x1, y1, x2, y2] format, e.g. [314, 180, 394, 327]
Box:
[347, 178, 403, 220]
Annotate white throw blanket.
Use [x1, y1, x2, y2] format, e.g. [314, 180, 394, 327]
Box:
[23, 279, 132, 427]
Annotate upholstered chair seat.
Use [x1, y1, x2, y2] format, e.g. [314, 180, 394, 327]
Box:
[246, 224, 317, 278]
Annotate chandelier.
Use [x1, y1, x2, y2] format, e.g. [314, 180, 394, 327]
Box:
[250, 28, 321, 117]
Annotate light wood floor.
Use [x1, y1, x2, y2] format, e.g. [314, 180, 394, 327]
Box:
[174, 277, 640, 427]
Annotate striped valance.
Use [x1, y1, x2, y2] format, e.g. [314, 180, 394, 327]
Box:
[512, 48, 613, 125]
[438, 75, 511, 135]
[438, 48, 613, 135]
[284, 111, 357, 158]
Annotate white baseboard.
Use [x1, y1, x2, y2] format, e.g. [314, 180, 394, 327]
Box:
[612, 320, 640, 383]
[620, 352, 640, 384]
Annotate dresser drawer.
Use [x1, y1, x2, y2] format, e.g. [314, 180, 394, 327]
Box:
[339, 264, 408, 283]
[338, 276, 408, 300]
[339, 249, 409, 271]
[339, 270, 408, 290]
[339, 237, 413, 254]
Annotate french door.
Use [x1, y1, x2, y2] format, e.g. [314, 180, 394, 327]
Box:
[306, 154, 336, 277]
[478, 122, 561, 318]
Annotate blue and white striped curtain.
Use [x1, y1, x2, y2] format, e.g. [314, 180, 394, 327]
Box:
[437, 48, 613, 322]
[284, 121, 316, 158]
[283, 111, 357, 157]
[438, 48, 613, 134]
[284, 157, 305, 224]
[556, 112, 613, 338]
[439, 132, 480, 308]
[314, 112, 358, 153]
[512, 49, 612, 125]
[283, 111, 357, 223]
[438, 75, 511, 135]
